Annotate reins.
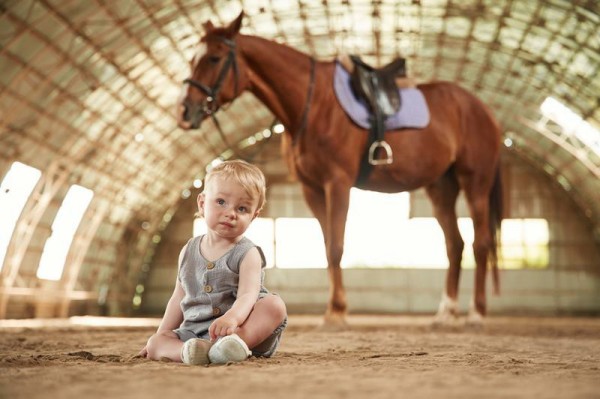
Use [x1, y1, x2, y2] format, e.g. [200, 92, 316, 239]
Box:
[183, 37, 239, 115]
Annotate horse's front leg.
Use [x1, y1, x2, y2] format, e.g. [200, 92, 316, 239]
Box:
[323, 180, 352, 327]
[300, 180, 351, 328]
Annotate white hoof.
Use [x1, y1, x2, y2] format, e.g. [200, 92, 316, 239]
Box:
[466, 299, 484, 328]
[432, 293, 459, 326]
[319, 312, 349, 331]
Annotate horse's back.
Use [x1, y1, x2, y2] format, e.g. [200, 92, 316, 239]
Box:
[418, 80, 501, 133]
[417, 80, 502, 174]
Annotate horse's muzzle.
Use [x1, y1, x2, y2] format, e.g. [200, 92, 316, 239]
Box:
[178, 101, 205, 130]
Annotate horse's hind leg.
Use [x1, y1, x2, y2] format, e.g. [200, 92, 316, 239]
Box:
[425, 169, 464, 325]
[460, 176, 494, 325]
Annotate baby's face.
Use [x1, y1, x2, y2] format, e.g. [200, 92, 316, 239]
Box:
[198, 176, 260, 239]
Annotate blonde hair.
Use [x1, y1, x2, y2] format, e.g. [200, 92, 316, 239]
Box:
[203, 159, 266, 212]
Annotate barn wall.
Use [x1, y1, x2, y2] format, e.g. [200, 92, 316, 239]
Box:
[264, 268, 600, 315]
[137, 194, 198, 316]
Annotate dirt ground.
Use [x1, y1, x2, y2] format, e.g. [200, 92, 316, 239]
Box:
[1, 314, 599, 399]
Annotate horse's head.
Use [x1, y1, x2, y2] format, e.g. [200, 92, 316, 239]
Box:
[177, 12, 248, 130]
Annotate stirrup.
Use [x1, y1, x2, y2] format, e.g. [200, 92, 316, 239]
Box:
[368, 140, 393, 165]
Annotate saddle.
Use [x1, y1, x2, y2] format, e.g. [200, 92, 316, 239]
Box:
[341, 55, 408, 166]
[349, 55, 406, 118]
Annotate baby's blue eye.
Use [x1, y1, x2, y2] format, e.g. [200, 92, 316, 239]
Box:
[216, 199, 225, 205]
[238, 206, 248, 213]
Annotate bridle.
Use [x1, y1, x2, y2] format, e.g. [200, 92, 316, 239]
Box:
[183, 36, 239, 116]
[183, 35, 261, 161]
[182, 34, 316, 162]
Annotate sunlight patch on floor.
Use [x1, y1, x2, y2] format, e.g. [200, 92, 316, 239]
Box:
[0, 316, 161, 329]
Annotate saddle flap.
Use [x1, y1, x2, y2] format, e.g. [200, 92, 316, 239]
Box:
[374, 75, 401, 116]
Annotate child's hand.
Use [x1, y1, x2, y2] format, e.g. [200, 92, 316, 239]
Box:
[209, 315, 238, 341]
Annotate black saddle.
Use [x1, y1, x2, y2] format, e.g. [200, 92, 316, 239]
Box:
[349, 55, 407, 117]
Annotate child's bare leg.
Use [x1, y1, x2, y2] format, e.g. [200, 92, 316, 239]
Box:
[146, 330, 184, 362]
[236, 294, 287, 348]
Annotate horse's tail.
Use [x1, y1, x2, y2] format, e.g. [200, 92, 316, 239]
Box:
[488, 163, 503, 295]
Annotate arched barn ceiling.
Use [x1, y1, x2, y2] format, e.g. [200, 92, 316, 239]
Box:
[0, 0, 599, 279]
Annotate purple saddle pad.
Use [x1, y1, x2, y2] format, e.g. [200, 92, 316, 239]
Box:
[333, 61, 430, 130]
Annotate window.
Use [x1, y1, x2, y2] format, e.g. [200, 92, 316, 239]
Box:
[343, 189, 410, 267]
[541, 96, 600, 155]
[37, 185, 94, 281]
[275, 218, 326, 268]
[192, 189, 550, 269]
[0, 162, 41, 271]
[500, 218, 549, 269]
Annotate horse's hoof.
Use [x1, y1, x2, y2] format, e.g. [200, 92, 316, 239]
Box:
[318, 313, 348, 331]
[465, 310, 485, 329]
[466, 298, 485, 329]
[430, 313, 460, 328]
[431, 294, 460, 328]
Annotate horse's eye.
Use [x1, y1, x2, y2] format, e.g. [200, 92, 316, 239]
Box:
[208, 56, 221, 64]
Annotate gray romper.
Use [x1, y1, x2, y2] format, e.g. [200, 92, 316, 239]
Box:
[174, 235, 286, 357]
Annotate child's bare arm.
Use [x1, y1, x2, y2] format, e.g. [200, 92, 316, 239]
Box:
[209, 247, 262, 340]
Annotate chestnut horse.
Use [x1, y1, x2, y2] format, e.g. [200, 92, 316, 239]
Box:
[177, 12, 503, 326]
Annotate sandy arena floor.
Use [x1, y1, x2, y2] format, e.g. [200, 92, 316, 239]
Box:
[1, 314, 599, 399]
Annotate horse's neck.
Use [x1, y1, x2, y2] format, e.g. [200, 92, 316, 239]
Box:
[239, 35, 313, 131]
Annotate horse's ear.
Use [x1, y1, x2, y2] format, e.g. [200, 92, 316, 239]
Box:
[226, 11, 244, 36]
[202, 20, 215, 32]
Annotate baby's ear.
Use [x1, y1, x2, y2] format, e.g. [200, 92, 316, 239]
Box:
[252, 209, 261, 220]
[197, 192, 205, 209]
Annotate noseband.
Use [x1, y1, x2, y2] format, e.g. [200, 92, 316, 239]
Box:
[183, 37, 239, 116]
